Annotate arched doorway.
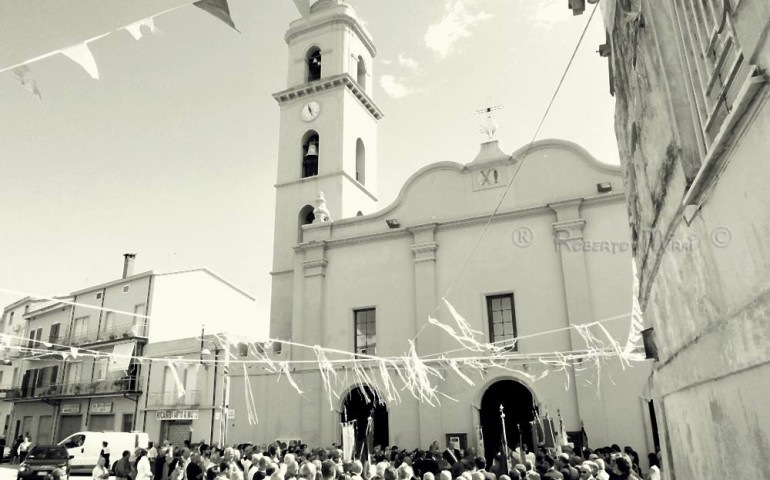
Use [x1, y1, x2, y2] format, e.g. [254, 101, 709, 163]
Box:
[341, 385, 389, 459]
[479, 379, 535, 465]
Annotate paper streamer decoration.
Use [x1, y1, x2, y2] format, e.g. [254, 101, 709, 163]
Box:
[124, 17, 160, 40]
[443, 356, 475, 386]
[108, 341, 135, 372]
[377, 359, 401, 404]
[193, 0, 238, 31]
[429, 300, 501, 353]
[60, 43, 100, 79]
[242, 363, 259, 425]
[314, 345, 339, 410]
[278, 361, 305, 398]
[166, 359, 186, 397]
[624, 259, 645, 358]
[443, 298, 482, 337]
[400, 340, 442, 406]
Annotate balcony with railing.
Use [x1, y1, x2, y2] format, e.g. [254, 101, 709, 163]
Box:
[17, 320, 149, 357]
[0, 386, 21, 400]
[69, 320, 149, 347]
[147, 390, 200, 407]
[2, 375, 139, 401]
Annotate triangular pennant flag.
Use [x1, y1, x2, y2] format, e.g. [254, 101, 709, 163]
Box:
[124, 17, 160, 41]
[292, 0, 310, 17]
[60, 43, 99, 79]
[70, 347, 79, 359]
[13, 66, 42, 99]
[108, 342, 135, 372]
[193, 0, 238, 31]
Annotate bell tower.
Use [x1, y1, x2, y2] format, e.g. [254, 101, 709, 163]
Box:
[269, 0, 382, 340]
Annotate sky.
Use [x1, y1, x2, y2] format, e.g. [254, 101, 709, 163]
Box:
[0, 0, 617, 320]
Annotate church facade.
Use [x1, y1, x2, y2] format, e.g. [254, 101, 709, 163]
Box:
[228, 0, 652, 457]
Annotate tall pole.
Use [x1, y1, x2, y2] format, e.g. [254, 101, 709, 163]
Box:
[220, 335, 231, 447]
[210, 348, 218, 445]
[499, 405, 511, 469]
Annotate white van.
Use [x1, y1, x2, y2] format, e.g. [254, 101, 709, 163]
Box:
[58, 431, 149, 473]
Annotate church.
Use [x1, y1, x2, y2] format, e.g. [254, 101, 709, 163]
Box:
[226, 0, 653, 459]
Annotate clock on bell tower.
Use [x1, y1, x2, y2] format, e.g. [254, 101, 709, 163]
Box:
[269, 0, 383, 341]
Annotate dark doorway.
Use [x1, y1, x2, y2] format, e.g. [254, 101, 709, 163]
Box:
[648, 400, 660, 450]
[341, 386, 388, 460]
[479, 380, 535, 465]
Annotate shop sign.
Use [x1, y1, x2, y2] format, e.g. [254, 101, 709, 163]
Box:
[91, 402, 113, 414]
[61, 404, 81, 414]
[156, 409, 199, 421]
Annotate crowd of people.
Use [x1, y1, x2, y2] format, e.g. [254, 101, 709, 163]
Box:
[104, 439, 660, 480]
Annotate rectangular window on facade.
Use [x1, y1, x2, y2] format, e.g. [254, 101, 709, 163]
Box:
[121, 414, 133, 432]
[96, 292, 102, 300]
[49, 323, 60, 344]
[487, 293, 517, 350]
[670, 0, 766, 172]
[66, 363, 81, 385]
[122, 285, 130, 294]
[354, 308, 376, 356]
[50, 366, 59, 387]
[95, 359, 108, 381]
[103, 312, 115, 335]
[72, 316, 89, 342]
[133, 304, 146, 336]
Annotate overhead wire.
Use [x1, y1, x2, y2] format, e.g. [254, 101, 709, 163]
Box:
[413, 1, 601, 341]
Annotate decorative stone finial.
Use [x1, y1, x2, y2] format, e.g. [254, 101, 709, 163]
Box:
[312, 191, 331, 223]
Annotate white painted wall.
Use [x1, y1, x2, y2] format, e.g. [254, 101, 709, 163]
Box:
[148, 270, 265, 344]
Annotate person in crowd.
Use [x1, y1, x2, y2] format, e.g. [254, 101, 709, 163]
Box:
[100, 441, 111, 469]
[93, 456, 111, 480]
[148, 442, 158, 462]
[115, 450, 133, 480]
[577, 464, 594, 480]
[442, 442, 460, 466]
[136, 448, 154, 480]
[187, 453, 205, 480]
[216, 463, 232, 480]
[10, 435, 23, 464]
[18, 435, 31, 462]
[643, 454, 659, 480]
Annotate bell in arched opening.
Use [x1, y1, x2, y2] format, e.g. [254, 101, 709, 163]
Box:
[303, 136, 319, 177]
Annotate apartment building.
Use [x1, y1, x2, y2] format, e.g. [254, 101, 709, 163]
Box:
[1, 255, 262, 444]
[0, 297, 45, 439]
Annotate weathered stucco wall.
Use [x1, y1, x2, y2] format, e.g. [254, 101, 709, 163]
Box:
[604, 0, 770, 478]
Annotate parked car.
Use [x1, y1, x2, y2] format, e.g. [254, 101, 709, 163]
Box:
[17, 445, 71, 480]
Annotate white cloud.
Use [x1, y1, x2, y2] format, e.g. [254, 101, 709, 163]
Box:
[397, 53, 419, 69]
[424, 0, 492, 58]
[379, 75, 415, 99]
[380, 59, 392, 65]
[531, 0, 569, 30]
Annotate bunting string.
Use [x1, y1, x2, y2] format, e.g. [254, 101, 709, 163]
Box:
[0, 0, 238, 98]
